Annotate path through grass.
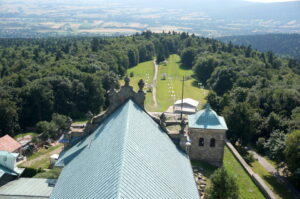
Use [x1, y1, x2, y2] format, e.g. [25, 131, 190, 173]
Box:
[20, 144, 63, 169]
[251, 161, 296, 199]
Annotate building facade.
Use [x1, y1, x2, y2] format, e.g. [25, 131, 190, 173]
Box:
[174, 98, 199, 114]
[188, 104, 228, 167]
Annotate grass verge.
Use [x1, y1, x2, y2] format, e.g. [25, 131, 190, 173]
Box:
[26, 144, 63, 161]
[14, 132, 38, 140]
[251, 161, 296, 199]
[223, 147, 265, 199]
[192, 147, 265, 199]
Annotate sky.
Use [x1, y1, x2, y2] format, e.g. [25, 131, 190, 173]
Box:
[245, 0, 300, 2]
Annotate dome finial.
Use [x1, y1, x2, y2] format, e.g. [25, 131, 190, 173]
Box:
[205, 103, 211, 110]
[138, 79, 145, 91]
[124, 76, 130, 86]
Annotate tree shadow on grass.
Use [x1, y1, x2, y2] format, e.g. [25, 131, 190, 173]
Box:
[178, 61, 192, 71]
[191, 80, 200, 88]
[262, 175, 295, 199]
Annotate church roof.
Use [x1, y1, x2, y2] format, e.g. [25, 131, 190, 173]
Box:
[188, 104, 228, 130]
[0, 135, 21, 153]
[51, 100, 199, 199]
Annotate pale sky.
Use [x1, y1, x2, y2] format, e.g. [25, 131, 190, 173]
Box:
[245, 0, 300, 3]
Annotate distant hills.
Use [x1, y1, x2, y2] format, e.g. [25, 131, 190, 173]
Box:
[218, 34, 300, 60]
[0, 0, 299, 38]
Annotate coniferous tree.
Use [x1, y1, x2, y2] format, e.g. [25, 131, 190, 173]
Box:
[205, 167, 239, 199]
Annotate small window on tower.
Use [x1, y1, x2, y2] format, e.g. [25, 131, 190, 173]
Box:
[210, 138, 216, 147]
[199, 138, 204, 146]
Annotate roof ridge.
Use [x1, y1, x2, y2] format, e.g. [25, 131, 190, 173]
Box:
[116, 100, 131, 199]
[206, 108, 221, 123]
[189, 106, 228, 130]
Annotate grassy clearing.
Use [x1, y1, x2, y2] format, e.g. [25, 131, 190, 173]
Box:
[20, 144, 63, 169]
[251, 161, 296, 199]
[155, 54, 208, 112]
[14, 132, 38, 140]
[26, 144, 63, 161]
[126, 60, 154, 110]
[125, 55, 208, 112]
[73, 119, 89, 124]
[27, 157, 51, 169]
[223, 147, 265, 199]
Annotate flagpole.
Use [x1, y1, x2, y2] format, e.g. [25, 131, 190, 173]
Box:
[180, 76, 185, 120]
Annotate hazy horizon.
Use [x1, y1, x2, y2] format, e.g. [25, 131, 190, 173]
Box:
[0, 0, 299, 37]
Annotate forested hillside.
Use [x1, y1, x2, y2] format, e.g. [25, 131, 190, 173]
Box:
[218, 33, 300, 60]
[0, 32, 300, 184]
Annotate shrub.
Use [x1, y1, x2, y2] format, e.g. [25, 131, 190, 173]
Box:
[264, 130, 286, 163]
[236, 144, 255, 165]
[205, 167, 239, 199]
[129, 71, 134, 77]
[20, 167, 43, 177]
[256, 137, 266, 154]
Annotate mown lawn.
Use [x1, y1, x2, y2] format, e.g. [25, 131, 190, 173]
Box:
[73, 118, 89, 125]
[223, 147, 265, 199]
[125, 55, 208, 112]
[126, 60, 154, 111]
[192, 147, 265, 199]
[14, 132, 38, 140]
[26, 144, 63, 161]
[155, 54, 208, 112]
[251, 161, 296, 199]
[26, 157, 51, 169]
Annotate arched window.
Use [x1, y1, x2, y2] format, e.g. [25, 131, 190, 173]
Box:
[210, 138, 216, 147]
[199, 138, 204, 146]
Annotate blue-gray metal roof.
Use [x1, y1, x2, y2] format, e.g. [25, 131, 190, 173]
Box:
[0, 151, 23, 177]
[51, 100, 199, 199]
[188, 104, 228, 130]
[0, 178, 55, 198]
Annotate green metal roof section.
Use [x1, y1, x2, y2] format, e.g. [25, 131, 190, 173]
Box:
[0, 151, 23, 177]
[51, 100, 199, 199]
[188, 104, 228, 130]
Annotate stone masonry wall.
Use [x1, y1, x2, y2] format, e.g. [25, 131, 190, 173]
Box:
[189, 128, 226, 167]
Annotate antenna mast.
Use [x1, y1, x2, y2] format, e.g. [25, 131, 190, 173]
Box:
[180, 76, 185, 120]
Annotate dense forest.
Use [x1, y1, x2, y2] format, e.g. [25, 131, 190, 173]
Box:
[0, 32, 299, 184]
[219, 33, 300, 60]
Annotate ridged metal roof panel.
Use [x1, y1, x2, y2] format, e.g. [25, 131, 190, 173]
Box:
[51, 100, 199, 199]
[188, 105, 228, 130]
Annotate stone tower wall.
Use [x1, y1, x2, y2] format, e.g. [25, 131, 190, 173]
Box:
[189, 128, 226, 167]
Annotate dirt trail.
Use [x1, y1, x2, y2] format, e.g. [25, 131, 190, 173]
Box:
[20, 144, 63, 168]
[250, 150, 300, 199]
[152, 59, 158, 108]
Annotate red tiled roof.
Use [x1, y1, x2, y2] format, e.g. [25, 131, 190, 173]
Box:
[0, 134, 21, 152]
